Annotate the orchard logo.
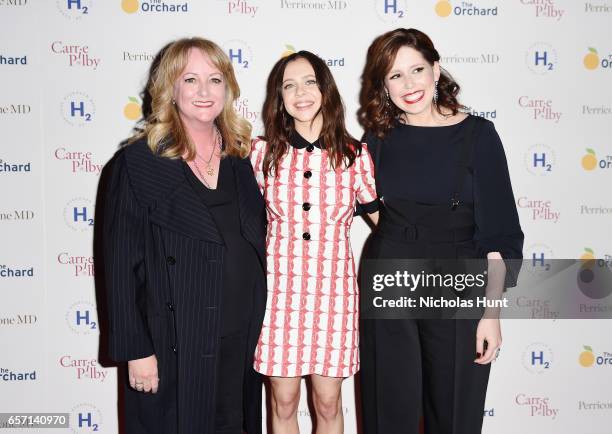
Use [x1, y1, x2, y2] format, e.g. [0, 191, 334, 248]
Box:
[434, 0, 497, 17]
[583, 47, 612, 70]
[281, 44, 296, 58]
[123, 96, 142, 121]
[581, 148, 612, 171]
[121, 0, 189, 13]
[577, 250, 612, 300]
[579, 345, 612, 368]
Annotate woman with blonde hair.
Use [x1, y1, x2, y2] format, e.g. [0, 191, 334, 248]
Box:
[102, 37, 266, 434]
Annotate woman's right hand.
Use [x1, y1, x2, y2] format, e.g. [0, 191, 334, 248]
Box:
[128, 354, 159, 393]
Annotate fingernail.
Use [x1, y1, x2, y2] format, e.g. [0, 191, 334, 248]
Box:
[476, 352, 481, 358]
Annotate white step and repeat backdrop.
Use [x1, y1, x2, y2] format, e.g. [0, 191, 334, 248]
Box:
[1, 1, 611, 433]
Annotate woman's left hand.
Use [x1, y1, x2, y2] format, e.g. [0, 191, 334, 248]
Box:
[474, 318, 502, 364]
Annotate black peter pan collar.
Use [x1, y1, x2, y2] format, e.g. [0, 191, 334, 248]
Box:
[290, 130, 323, 150]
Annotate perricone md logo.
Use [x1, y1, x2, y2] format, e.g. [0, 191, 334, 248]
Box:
[54, 147, 103, 176]
[0, 0, 28, 6]
[51, 41, 100, 70]
[70, 404, 102, 434]
[121, 0, 189, 13]
[223, 40, 252, 73]
[279, 0, 347, 11]
[525, 43, 557, 74]
[434, 1, 497, 17]
[0, 103, 31, 115]
[524, 144, 555, 176]
[0, 209, 34, 222]
[518, 96, 561, 123]
[60, 356, 108, 382]
[57, 252, 95, 277]
[56, 0, 92, 20]
[373, 0, 407, 22]
[522, 343, 553, 374]
[61, 92, 95, 126]
[520, 0, 564, 20]
[0, 264, 34, 278]
[63, 198, 94, 232]
[66, 302, 97, 334]
[514, 394, 558, 418]
[584, 3, 612, 13]
[0, 313, 37, 327]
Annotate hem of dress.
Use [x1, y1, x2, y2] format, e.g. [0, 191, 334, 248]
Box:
[253, 364, 360, 379]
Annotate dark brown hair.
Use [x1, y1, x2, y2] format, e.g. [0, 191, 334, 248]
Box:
[261, 50, 360, 176]
[358, 28, 465, 138]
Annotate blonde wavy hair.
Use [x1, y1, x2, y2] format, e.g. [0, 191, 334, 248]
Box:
[135, 37, 251, 159]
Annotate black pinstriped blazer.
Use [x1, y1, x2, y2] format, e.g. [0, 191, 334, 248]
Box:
[102, 138, 266, 434]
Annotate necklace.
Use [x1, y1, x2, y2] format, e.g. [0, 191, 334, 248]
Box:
[195, 127, 222, 177]
[193, 159, 213, 189]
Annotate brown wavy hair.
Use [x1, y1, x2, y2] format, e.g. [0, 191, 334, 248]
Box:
[358, 28, 466, 138]
[131, 37, 251, 159]
[261, 51, 360, 177]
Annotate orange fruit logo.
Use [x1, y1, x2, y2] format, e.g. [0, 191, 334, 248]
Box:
[581, 148, 597, 170]
[584, 48, 599, 70]
[435, 0, 452, 17]
[281, 44, 296, 58]
[123, 97, 142, 121]
[579, 345, 595, 367]
[122, 0, 139, 14]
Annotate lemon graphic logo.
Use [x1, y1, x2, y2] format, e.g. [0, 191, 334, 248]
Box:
[583, 48, 599, 70]
[122, 0, 139, 14]
[579, 346, 596, 367]
[580, 248, 595, 262]
[124, 97, 142, 121]
[581, 148, 597, 171]
[281, 44, 296, 58]
[435, 0, 452, 17]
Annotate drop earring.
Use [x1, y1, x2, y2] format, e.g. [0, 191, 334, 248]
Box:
[433, 81, 439, 104]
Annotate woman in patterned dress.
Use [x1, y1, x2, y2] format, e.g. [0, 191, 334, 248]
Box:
[250, 51, 379, 433]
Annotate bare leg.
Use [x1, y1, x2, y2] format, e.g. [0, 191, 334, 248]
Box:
[311, 374, 344, 434]
[269, 376, 301, 434]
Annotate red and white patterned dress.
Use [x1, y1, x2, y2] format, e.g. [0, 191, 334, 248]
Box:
[250, 134, 377, 377]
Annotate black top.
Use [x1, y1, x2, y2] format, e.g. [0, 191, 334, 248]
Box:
[365, 116, 523, 260]
[184, 157, 258, 337]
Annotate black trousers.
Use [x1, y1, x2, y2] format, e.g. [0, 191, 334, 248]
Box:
[360, 318, 491, 434]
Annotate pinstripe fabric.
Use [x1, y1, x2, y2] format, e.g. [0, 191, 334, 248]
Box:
[102, 139, 266, 434]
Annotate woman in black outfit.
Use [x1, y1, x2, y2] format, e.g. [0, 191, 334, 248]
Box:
[102, 37, 266, 434]
[357, 28, 524, 434]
